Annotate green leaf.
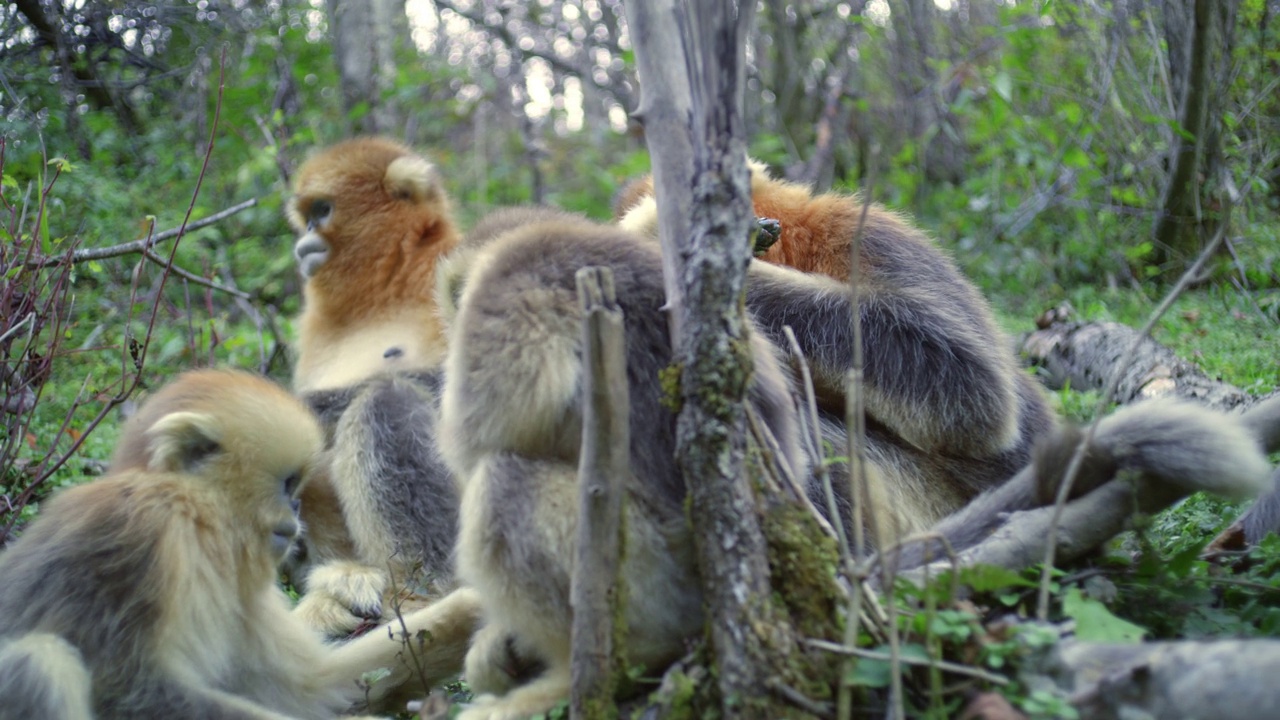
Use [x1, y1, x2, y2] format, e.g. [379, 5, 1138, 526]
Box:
[1058, 101, 1083, 125]
[956, 564, 1038, 592]
[846, 655, 892, 688]
[992, 71, 1013, 102]
[1062, 146, 1090, 169]
[846, 644, 931, 688]
[1168, 538, 1210, 576]
[1062, 587, 1147, 643]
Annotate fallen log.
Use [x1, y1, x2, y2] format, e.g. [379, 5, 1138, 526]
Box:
[1022, 316, 1280, 547]
[1021, 318, 1253, 411]
[1041, 638, 1280, 720]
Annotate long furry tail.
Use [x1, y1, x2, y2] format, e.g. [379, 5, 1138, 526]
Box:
[1035, 398, 1274, 505]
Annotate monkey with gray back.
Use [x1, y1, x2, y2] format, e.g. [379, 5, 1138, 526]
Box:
[437, 208, 1275, 720]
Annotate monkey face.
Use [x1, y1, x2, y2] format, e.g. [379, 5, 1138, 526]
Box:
[212, 394, 321, 566]
[287, 137, 448, 282]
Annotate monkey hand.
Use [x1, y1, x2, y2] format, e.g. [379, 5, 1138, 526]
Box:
[295, 233, 331, 278]
[293, 561, 388, 637]
[753, 217, 782, 255]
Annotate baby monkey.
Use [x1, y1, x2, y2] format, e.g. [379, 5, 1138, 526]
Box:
[0, 369, 481, 719]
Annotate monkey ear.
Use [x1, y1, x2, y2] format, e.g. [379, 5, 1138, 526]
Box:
[385, 155, 441, 204]
[434, 252, 469, 326]
[146, 411, 223, 473]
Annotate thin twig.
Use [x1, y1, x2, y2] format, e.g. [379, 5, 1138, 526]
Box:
[141, 246, 252, 300]
[1, 47, 230, 537]
[805, 638, 1011, 686]
[766, 678, 835, 717]
[782, 326, 852, 554]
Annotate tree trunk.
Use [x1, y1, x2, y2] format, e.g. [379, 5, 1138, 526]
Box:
[1043, 639, 1280, 719]
[1021, 318, 1253, 411]
[893, 0, 965, 190]
[325, 0, 404, 134]
[623, 2, 807, 716]
[1152, 0, 1239, 273]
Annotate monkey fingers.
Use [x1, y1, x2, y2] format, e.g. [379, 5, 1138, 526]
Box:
[293, 560, 388, 638]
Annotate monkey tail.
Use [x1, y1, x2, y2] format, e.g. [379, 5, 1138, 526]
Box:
[0, 633, 95, 720]
[1035, 398, 1274, 505]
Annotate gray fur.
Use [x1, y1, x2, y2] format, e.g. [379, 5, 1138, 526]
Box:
[888, 398, 1273, 568]
[1244, 468, 1280, 545]
[443, 212, 808, 686]
[0, 479, 349, 718]
[0, 633, 93, 720]
[330, 371, 457, 593]
[290, 369, 458, 601]
[0, 486, 165, 702]
[1238, 395, 1280, 544]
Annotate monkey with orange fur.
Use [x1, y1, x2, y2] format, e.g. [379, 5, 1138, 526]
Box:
[618, 158, 900, 282]
[283, 137, 467, 638]
[0, 369, 481, 719]
[287, 137, 460, 393]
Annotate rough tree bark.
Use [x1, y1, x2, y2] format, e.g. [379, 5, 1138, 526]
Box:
[1042, 639, 1280, 719]
[1021, 317, 1256, 411]
[569, 268, 628, 720]
[623, 2, 807, 716]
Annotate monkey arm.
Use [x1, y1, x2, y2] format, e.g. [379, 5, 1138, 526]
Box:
[746, 261, 1021, 457]
[323, 587, 484, 710]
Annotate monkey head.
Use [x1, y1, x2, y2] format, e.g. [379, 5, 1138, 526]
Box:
[109, 369, 323, 567]
[287, 137, 455, 285]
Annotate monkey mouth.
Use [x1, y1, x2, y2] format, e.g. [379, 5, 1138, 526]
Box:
[294, 237, 330, 278]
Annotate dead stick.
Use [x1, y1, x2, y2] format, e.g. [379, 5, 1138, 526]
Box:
[569, 266, 629, 720]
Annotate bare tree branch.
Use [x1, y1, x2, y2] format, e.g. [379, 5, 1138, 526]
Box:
[24, 198, 258, 268]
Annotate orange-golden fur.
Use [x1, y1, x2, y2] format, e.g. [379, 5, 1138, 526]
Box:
[288, 137, 460, 391]
[283, 137, 467, 641]
[618, 159, 911, 282]
[0, 369, 481, 719]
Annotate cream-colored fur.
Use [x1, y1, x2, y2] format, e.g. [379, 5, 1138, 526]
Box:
[0, 370, 480, 718]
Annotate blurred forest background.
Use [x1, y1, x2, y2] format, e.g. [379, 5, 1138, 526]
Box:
[1, 0, 1279, 660]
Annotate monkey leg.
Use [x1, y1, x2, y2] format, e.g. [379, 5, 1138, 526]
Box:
[295, 371, 458, 638]
[0, 634, 93, 720]
[463, 622, 547, 698]
[457, 665, 572, 720]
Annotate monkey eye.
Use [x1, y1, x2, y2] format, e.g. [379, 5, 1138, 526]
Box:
[282, 470, 303, 498]
[307, 199, 333, 228]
